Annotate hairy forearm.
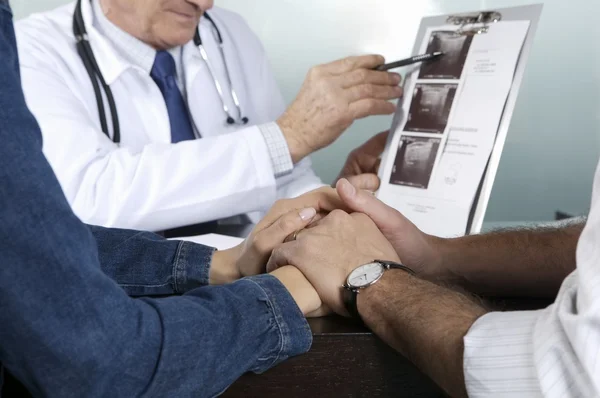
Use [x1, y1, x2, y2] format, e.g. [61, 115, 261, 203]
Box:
[437, 220, 584, 298]
[358, 270, 487, 398]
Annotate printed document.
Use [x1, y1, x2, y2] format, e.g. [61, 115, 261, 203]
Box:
[378, 21, 530, 237]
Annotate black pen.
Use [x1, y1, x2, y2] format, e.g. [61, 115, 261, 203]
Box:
[375, 51, 444, 71]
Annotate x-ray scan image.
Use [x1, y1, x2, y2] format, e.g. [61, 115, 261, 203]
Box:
[389, 136, 441, 189]
[404, 84, 457, 134]
[419, 31, 473, 80]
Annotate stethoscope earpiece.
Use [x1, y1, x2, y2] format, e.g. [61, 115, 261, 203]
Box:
[226, 116, 235, 125]
[242, 117, 249, 125]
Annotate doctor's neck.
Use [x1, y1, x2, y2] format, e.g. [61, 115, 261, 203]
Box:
[99, 0, 213, 50]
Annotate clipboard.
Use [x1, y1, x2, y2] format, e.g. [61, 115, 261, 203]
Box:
[379, 4, 543, 235]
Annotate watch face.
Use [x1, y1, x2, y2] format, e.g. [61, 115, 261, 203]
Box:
[347, 262, 385, 288]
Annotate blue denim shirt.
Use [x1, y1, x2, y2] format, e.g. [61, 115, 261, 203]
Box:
[0, 3, 311, 397]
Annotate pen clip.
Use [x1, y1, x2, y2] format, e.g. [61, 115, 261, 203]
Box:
[447, 11, 502, 36]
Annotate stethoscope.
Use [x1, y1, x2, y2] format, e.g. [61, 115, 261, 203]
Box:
[72, 0, 249, 144]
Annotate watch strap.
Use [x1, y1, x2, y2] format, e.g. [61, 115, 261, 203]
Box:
[342, 286, 361, 320]
[375, 259, 416, 275]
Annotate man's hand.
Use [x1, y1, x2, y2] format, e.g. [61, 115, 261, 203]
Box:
[336, 178, 447, 281]
[267, 209, 399, 316]
[337, 178, 583, 297]
[335, 130, 389, 192]
[278, 55, 402, 163]
[210, 186, 349, 284]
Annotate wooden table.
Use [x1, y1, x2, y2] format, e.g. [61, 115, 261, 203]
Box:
[223, 298, 552, 397]
[223, 316, 445, 397]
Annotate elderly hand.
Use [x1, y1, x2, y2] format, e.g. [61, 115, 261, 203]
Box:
[210, 186, 349, 284]
[278, 55, 402, 164]
[335, 130, 389, 192]
[335, 178, 446, 281]
[266, 209, 399, 316]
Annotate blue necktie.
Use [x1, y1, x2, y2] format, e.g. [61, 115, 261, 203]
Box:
[150, 51, 196, 143]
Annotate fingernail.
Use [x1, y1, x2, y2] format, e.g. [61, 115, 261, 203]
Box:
[340, 178, 356, 197]
[392, 73, 402, 84]
[299, 207, 317, 221]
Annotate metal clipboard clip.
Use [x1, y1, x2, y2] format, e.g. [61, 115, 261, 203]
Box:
[446, 11, 502, 36]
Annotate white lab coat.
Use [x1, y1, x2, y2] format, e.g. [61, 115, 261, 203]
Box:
[15, 2, 324, 232]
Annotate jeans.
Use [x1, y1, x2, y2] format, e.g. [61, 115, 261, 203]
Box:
[0, 3, 311, 396]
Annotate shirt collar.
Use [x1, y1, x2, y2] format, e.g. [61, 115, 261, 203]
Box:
[91, 0, 156, 74]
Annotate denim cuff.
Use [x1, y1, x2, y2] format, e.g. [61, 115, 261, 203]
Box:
[245, 274, 312, 372]
[173, 240, 217, 293]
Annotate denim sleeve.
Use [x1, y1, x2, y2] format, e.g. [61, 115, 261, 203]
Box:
[0, 7, 311, 398]
[90, 225, 216, 296]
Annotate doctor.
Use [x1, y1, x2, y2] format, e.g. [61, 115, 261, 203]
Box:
[16, 0, 402, 232]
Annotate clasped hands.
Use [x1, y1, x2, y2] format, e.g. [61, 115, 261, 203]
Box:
[213, 171, 446, 319]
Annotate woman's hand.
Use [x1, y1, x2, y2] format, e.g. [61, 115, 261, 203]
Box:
[210, 186, 348, 284]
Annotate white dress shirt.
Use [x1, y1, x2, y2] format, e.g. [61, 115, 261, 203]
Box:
[463, 165, 600, 396]
[91, 0, 294, 177]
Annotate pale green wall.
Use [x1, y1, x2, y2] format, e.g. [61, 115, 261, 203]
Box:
[13, 0, 600, 221]
[11, 0, 66, 18]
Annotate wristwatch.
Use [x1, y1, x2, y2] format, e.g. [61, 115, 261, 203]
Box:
[342, 259, 415, 320]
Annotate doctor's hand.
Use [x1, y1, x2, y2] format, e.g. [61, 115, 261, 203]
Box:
[266, 209, 400, 316]
[335, 130, 389, 192]
[210, 187, 348, 283]
[335, 178, 447, 282]
[277, 55, 402, 164]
